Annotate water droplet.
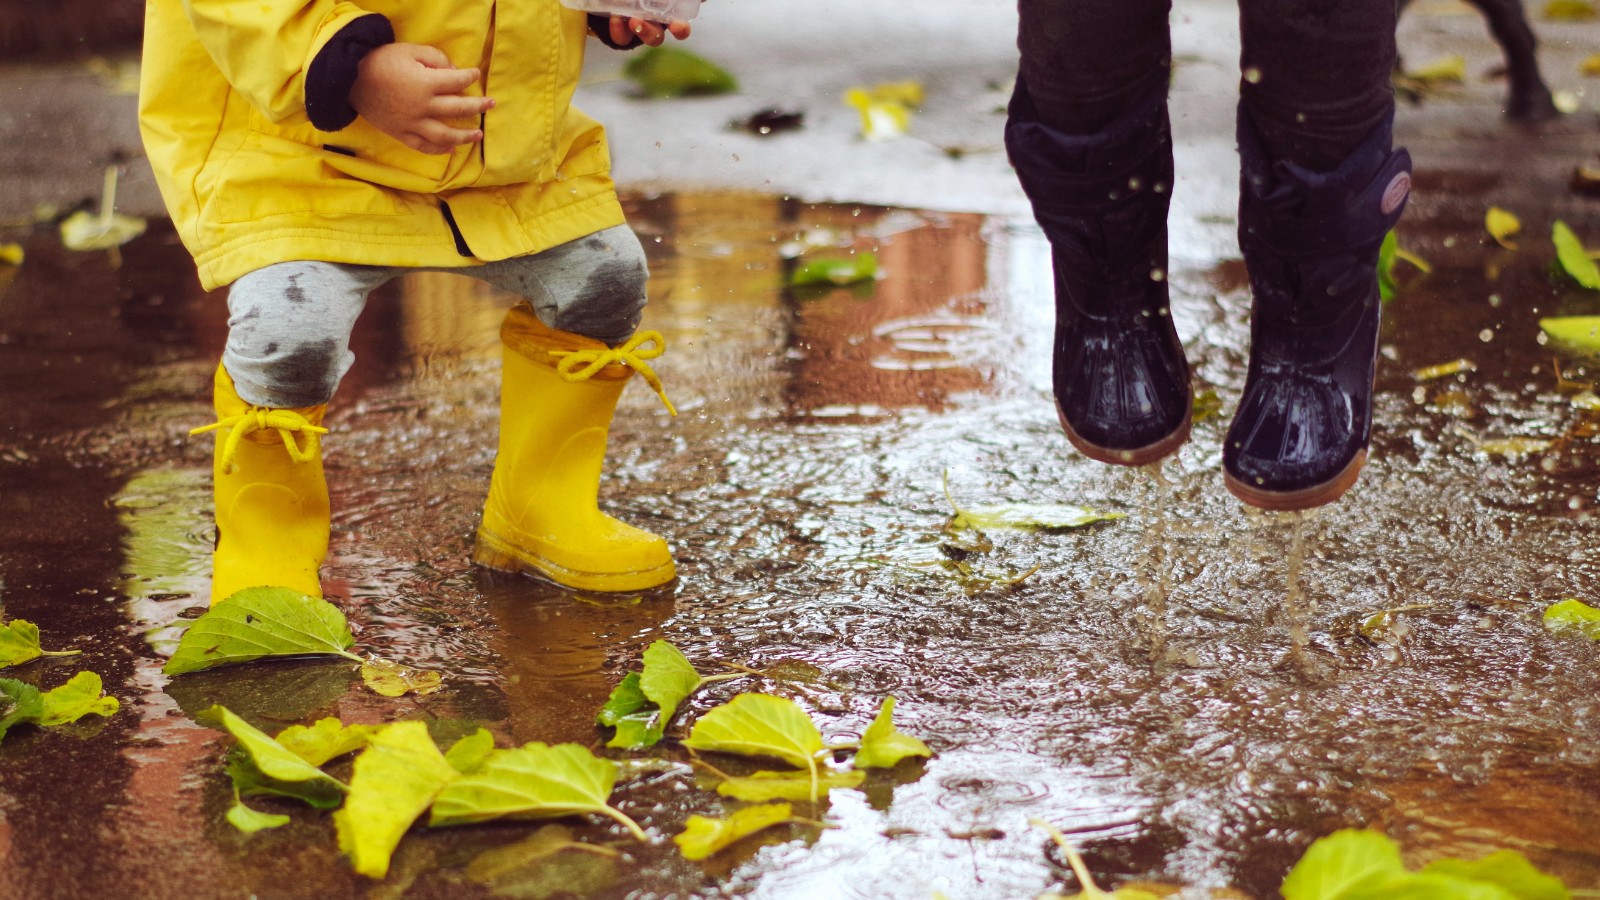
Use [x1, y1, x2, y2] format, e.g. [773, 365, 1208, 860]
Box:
[1479, 328, 1495, 343]
[1128, 177, 1143, 191]
[1412, 386, 1427, 403]
[1444, 235, 1458, 247]
[1243, 66, 1263, 84]
[1541, 457, 1558, 472]
[1537, 332, 1550, 345]
[1488, 293, 1502, 307]
[1569, 496, 1584, 511]
[1150, 268, 1166, 282]
[1295, 112, 1307, 123]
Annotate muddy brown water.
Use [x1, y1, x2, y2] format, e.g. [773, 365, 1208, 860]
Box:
[2, 178, 1600, 900]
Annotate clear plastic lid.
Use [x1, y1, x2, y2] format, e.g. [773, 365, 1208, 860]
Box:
[562, 0, 700, 21]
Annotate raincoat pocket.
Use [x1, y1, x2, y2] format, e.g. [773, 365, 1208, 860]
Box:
[213, 131, 408, 224]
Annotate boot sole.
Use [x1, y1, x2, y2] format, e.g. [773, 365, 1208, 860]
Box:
[1223, 449, 1366, 511]
[472, 526, 677, 593]
[1059, 407, 1192, 468]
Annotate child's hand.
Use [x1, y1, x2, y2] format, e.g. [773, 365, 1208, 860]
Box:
[349, 43, 495, 154]
[607, 16, 692, 47]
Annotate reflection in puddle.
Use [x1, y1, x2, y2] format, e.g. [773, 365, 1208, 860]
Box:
[0, 187, 1599, 897]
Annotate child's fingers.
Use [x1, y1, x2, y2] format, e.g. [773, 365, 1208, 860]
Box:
[428, 66, 481, 95]
[609, 16, 632, 46]
[409, 44, 455, 69]
[628, 18, 666, 46]
[667, 20, 691, 40]
[406, 121, 483, 154]
[426, 94, 495, 120]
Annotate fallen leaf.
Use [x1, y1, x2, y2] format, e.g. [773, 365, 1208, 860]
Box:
[163, 586, 362, 675]
[1421, 850, 1573, 899]
[845, 88, 912, 141]
[1543, 598, 1600, 640]
[0, 244, 21, 266]
[853, 696, 932, 769]
[790, 252, 878, 287]
[640, 639, 703, 725]
[335, 721, 461, 878]
[945, 473, 1123, 532]
[1192, 388, 1223, 423]
[598, 671, 666, 750]
[1, 620, 46, 668]
[59, 166, 146, 251]
[444, 728, 497, 774]
[622, 46, 737, 98]
[274, 717, 376, 767]
[1405, 54, 1467, 84]
[359, 657, 442, 697]
[1413, 359, 1476, 381]
[1552, 221, 1600, 290]
[714, 768, 866, 802]
[1544, 0, 1597, 19]
[36, 671, 119, 726]
[429, 741, 645, 840]
[1475, 437, 1553, 457]
[226, 790, 291, 834]
[683, 694, 825, 771]
[203, 705, 348, 810]
[1583, 53, 1600, 76]
[1539, 316, 1600, 355]
[0, 679, 43, 741]
[464, 825, 621, 895]
[673, 802, 805, 861]
[1485, 207, 1521, 249]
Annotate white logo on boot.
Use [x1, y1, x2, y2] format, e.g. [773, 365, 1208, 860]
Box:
[1380, 172, 1411, 215]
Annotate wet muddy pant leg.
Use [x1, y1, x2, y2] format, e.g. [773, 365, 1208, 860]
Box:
[1015, 0, 1171, 135]
[1238, 0, 1398, 171]
[223, 261, 397, 409]
[472, 224, 649, 346]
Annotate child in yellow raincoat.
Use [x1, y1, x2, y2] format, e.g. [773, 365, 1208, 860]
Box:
[138, 2, 692, 603]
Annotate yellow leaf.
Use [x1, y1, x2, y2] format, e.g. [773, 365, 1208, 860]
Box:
[844, 88, 911, 142]
[0, 244, 21, 266]
[1544, 0, 1597, 19]
[1485, 207, 1520, 249]
[863, 80, 924, 108]
[59, 167, 146, 252]
[1476, 437, 1553, 457]
[1412, 358, 1475, 381]
[1583, 54, 1600, 76]
[1571, 390, 1600, 411]
[1406, 54, 1467, 84]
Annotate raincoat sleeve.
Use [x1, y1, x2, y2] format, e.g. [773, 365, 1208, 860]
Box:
[178, 0, 384, 124]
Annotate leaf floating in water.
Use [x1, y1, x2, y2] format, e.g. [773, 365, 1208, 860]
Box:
[226, 789, 291, 835]
[714, 768, 866, 803]
[36, 671, 119, 726]
[59, 166, 146, 251]
[844, 82, 920, 141]
[0, 619, 80, 668]
[444, 728, 497, 775]
[1485, 207, 1521, 250]
[684, 694, 825, 770]
[1412, 358, 1476, 381]
[1404, 54, 1467, 84]
[1540, 316, 1600, 355]
[1552, 221, 1600, 290]
[163, 586, 362, 675]
[359, 657, 442, 697]
[335, 721, 460, 878]
[429, 741, 645, 840]
[0, 679, 43, 741]
[674, 802, 807, 861]
[1376, 231, 1429, 300]
[464, 825, 621, 895]
[1191, 388, 1223, 423]
[640, 639, 704, 725]
[853, 696, 932, 769]
[0, 244, 21, 266]
[789, 252, 878, 287]
[1477, 437, 1554, 458]
[1543, 598, 1600, 640]
[947, 497, 1123, 533]
[598, 671, 666, 749]
[275, 717, 376, 767]
[622, 46, 737, 98]
[1544, 0, 1598, 19]
[203, 705, 348, 809]
[1280, 828, 1570, 899]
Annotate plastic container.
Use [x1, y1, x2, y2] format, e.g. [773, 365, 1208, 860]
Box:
[562, 0, 699, 21]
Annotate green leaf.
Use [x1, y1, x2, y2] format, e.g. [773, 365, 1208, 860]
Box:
[1553, 221, 1600, 290]
[683, 694, 825, 770]
[944, 472, 1123, 532]
[1379, 230, 1400, 301]
[673, 802, 803, 861]
[274, 717, 375, 767]
[790, 253, 878, 287]
[429, 742, 644, 840]
[36, 671, 119, 726]
[444, 728, 497, 774]
[853, 696, 932, 769]
[640, 640, 703, 724]
[0, 620, 43, 668]
[1539, 317, 1600, 355]
[1486, 207, 1521, 249]
[359, 657, 442, 697]
[715, 768, 865, 802]
[464, 825, 621, 896]
[597, 672, 649, 727]
[1405, 54, 1468, 84]
[163, 587, 361, 675]
[335, 721, 461, 879]
[226, 790, 291, 834]
[622, 46, 738, 98]
[204, 705, 348, 809]
[0, 679, 44, 740]
[1543, 599, 1600, 640]
[1421, 851, 1570, 900]
[598, 672, 667, 749]
[1281, 829, 1408, 900]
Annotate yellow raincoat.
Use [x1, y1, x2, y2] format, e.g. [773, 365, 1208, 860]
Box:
[139, 0, 625, 291]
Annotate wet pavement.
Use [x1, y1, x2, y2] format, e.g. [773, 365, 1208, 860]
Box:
[4, 3, 1600, 899]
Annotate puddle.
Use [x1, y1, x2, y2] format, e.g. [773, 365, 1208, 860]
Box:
[1, 187, 1599, 898]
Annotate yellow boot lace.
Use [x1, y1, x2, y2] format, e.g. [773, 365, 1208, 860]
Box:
[551, 330, 678, 416]
[190, 408, 329, 474]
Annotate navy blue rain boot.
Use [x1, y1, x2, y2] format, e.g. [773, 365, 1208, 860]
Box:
[1223, 110, 1412, 510]
[1005, 83, 1190, 466]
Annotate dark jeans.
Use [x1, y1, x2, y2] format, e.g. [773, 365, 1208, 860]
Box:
[1015, 0, 1397, 171]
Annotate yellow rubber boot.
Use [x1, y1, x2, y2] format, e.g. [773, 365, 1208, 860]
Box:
[191, 365, 331, 605]
[473, 304, 677, 591]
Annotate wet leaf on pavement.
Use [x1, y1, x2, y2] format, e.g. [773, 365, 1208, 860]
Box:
[789, 252, 878, 287]
[622, 46, 737, 98]
[226, 789, 291, 834]
[163, 587, 362, 675]
[0, 244, 21, 266]
[683, 693, 825, 771]
[944, 473, 1123, 533]
[59, 166, 146, 251]
[359, 657, 443, 697]
[465, 825, 621, 896]
[1, 620, 50, 668]
[1413, 358, 1476, 381]
[714, 768, 865, 802]
[335, 721, 460, 879]
[1404, 54, 1467, 84]
[203, 705, 348, 810]
[1544, 0, 1597, 19]
[1486, 207, 1521, 250]
[274, 717, 376, 767]
[674, 802, 806, 861]
[1378, 231, 1430, 300]
[1543, 598, 1600, 640]
[1539, 316, 1600, 355]
[598, 671, 666, 749]
[429, 742, 644, 840]
[37, 671, 119, 726]
[1281, 828, 1569, 899]
[853, 696, 932, 769]
[0, 679, 44, 741]
[444, 728, 497, 774]
[1421, 850, 1572, 899]
[1552, 221, 1600, 290]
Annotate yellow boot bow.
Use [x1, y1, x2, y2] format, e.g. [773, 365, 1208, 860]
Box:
[552, 330, 678, 416]
[190, 408, 330, 474]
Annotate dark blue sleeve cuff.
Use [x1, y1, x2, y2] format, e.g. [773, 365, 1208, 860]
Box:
[588, 13, 643, 50]
[306, 14, 396, 132]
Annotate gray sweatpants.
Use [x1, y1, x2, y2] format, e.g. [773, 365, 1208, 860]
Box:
[223, 224, 649, 408]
